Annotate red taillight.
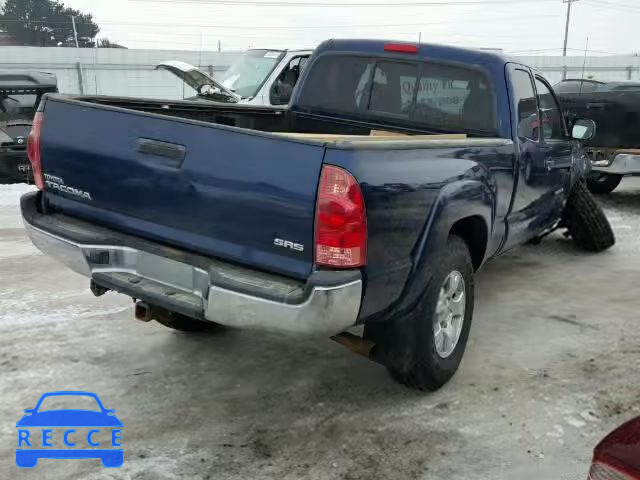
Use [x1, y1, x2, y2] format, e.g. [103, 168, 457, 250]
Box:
[315, 165, 367, 268]
[384, 43, 418, 54]
[589, 461, 638, 480]
[27, 112, 44, 190]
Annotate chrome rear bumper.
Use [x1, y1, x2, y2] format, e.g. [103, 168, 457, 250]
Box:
[22, 198, 362, 336]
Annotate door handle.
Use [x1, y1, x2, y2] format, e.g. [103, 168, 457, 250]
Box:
[137, 138, 186, 168]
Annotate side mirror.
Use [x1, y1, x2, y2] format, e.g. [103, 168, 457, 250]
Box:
[105, 409, 115, 415]
[23, 409, 34, 414]
[571, 118, 596, 141]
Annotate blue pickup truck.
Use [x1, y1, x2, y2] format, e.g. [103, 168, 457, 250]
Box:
[21, 39, 614, 390]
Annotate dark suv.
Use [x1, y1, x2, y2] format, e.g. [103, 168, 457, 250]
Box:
[0, 71, 58, 184]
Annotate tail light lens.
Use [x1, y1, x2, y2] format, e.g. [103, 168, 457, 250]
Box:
[589, 462, 638, 480]
[27, 112, 44, 190]
[315, 165, 367, 268]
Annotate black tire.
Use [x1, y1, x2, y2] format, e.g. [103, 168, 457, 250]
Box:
[383, 236, 474, 391]
[154, 312, 221, 332]
[564, 178, 615, 252]
[587, 172, 622, 195]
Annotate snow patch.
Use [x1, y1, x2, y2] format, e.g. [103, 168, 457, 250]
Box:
[565, 416, 587, 428]
[0, 239, 40, 259]
[0, 184, 36, 207]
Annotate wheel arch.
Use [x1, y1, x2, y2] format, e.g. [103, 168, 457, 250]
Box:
[449, 215, 489, 272]
[383, 179, 495, 320]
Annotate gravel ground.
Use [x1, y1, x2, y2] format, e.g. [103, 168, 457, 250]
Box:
[1, 179, 640, 480]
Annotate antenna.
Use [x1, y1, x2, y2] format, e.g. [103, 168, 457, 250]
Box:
[578, 36, 589, 96]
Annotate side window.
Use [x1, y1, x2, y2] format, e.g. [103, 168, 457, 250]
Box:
[368, 61, 418, 117]
[415, 63, 495, 133]
[535, 77, 565, 140]
[297, 56, 373, 114]
[511, 69, 539, 141]
[270, 55, 309, 105]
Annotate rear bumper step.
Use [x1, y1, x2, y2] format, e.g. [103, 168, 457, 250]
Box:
[21, 192, 362, 335]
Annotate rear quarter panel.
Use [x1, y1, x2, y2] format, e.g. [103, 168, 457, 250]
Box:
[324, 141, 515, 320]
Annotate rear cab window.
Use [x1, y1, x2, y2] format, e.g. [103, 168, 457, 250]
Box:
[298, 54, 497, 136]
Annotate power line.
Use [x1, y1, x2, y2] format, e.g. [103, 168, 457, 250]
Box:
[0, 13, 560, 29]
[130, 0, 558, 6]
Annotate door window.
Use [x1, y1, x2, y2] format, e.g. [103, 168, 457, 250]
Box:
[510, 69, 539, 141]
[270, 55, 309, 105]
[535, 77, 566, 140]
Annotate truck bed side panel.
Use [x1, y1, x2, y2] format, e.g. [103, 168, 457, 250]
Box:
[324, 140, 515, 319]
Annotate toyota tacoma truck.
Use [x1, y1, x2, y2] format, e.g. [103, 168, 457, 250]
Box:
[21, 39, 614, 391]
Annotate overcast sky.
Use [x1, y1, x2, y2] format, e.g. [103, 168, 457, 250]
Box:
[60, 0, 640, 55]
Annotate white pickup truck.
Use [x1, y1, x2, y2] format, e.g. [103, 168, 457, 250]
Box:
[157, 48, 312, 106]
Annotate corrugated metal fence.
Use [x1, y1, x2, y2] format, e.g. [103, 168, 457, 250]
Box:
[0, 47, 242, 99]
[1, 46, 640, 99]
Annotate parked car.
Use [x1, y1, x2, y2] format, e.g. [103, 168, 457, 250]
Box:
[22, 39, 614, 391]
[0, 71, 57, 184]
[156, 48, 312, 106]
[555, 78, 640, 194]
[588, 416, 640, 479]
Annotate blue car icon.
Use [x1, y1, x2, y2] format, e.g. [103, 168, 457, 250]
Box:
[16, 391, 123, 468]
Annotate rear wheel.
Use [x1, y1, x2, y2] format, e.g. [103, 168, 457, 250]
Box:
[586, 172, 622, 195]
[382, 236, 474, 391]
[564, 178, 615, 252]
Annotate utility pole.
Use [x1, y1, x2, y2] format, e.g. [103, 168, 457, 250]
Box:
[71, 15, 84, 95]
[71, 15, 80, 48]
[562, 0, 580, 79]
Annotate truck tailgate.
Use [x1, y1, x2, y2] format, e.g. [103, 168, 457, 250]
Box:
[39, 98, 324, 279]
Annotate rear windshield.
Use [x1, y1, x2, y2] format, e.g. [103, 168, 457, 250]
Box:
[298, 55, 496, 134]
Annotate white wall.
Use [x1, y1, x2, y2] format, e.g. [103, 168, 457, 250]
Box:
[0, 46, 242, 99]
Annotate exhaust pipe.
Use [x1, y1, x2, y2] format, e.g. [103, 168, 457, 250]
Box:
[331, 332, 385, 365]
[134, 301, 152, 322]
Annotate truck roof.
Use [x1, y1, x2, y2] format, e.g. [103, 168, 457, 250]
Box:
[314, 39, 508, 67]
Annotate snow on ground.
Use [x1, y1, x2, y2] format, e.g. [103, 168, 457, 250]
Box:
[0, 183, 36, 229]
[0, 183, 36, 207]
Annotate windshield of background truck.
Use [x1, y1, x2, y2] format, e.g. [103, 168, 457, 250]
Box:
[219, 50, 282, 98]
